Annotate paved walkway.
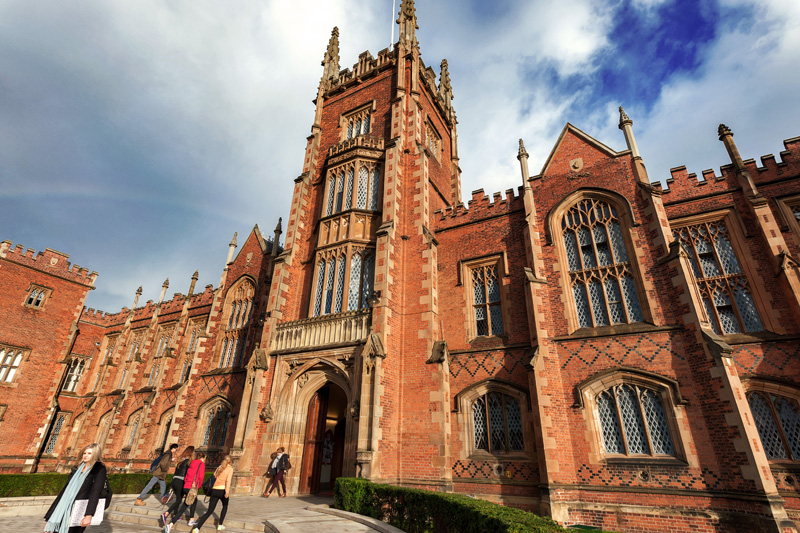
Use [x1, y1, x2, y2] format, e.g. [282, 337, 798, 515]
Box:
[0, 494, 402, 533]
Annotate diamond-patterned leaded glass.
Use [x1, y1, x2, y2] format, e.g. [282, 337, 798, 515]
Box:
[472, 391, 525, 453]
[774, 395, 800, 459]
[473, 397, 488, 450]
[326, 176, 335, 216]
[748, 392, 789, 459]
[488, 393, 505, 451]
[597, 391, 624, 454]
[348, 253, 363, 311]
[334, 255, 346, 313]
[356, 166, 368, 209]
[369, 167, 380, 211]
[361, 251, 375, 309]
[344, 167, 354, 210]
[562, 198, 643, 327]
[324, 258, 335, 314]
[674, 220, 763, 334]
[314, 260, 325, 316]
[641, 389, 675, 455]
[335, 171, 345, 213]
[471, 264, 504, 336]
[597, 384, 676, 457]
[45, 414, 66, 454]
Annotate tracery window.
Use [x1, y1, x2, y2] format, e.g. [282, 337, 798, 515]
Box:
[471, 263, 503, 336]
[101, 337, 117, 365]
[0, 347, 25, 383]
[125, 411, 141, 449]
[596, 383, 675, 457]
[45, 413, 67, 454]
[562, 198, 643, 328]
[673, 219, 763, 334]
[202, 403, 231, 448]
[325, 161, 382, 216]
[472, 392, 524, 453]
[126, 332, 144, 362]
[747, 391, 800, 460]
[25, 285, 50, 308]
[147, 327, 173, 386]
[313, 247, 375, 317]
[63, 358, 86, 393]
[96, 411, 112, 446]
[344, 107, 371, 141]
[219, 280, 254, 368]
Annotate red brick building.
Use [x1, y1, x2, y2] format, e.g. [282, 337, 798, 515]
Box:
[2, 3, 800, 531]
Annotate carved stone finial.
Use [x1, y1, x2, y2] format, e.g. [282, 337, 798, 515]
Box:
[438, 59, 453, 110]
[397, 0, 419, 47]
[191, 270, 198, 280]
[618, 106, 632, 127]
[321, 27, 340, 83]
[230, 232, 238, 247]
[162, 278, 169, 288]
[274, 217, 282, 233]
[718, 123, 732, 139]
[517, 139, 529, 160]
[259, 403, 274, 423]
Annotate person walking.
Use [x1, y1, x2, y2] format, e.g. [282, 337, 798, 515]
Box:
[43, 442, 108, 533]
[135, 443, 178, 506]
[161, 446, 194, 525]
[190, 454, 233, 532]
[264, 447, 288, 498]
[163, 451, 205, 533]
[261, 451, 282, 497]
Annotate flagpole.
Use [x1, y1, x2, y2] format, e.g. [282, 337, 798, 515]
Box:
[391, 0, 396, 47]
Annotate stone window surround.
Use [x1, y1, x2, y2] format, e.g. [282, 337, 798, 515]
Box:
[196, 396, 235, 450]
[458, 254, 511, 342]
[670, 208, 778, 335]
[43, 411, 72, 456]
[24, 283, 52, 309]
[424, 118, 441, 161]
[454, 378, 533, 461]
[323, 159, 382, 216]
[217, 277, 256, 368]
[742, 377, 800, 465]
[310, 244, 375, 318]
[338, 101, 376, 142]
[576, 368, 695, 466]
[548, 189, 652, 334]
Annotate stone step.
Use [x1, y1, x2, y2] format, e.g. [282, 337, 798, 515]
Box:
[108, 505, 264, 532]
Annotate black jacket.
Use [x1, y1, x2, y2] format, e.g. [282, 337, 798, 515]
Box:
[44, 461, 108, 521]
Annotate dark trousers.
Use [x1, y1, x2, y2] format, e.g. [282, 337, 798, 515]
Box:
[169, 488, 198, 524]
[269, 470, 285, 494]
[165, 478, 187, 517]
[195, 488, 229, 528]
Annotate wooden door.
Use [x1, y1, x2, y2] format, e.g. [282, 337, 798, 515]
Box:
[298, 387, 329, 493]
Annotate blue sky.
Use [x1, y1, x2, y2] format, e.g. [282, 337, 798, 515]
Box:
[1, 0, 798, 312]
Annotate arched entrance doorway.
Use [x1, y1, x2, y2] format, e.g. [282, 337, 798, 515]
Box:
[298, 383, 347, 494]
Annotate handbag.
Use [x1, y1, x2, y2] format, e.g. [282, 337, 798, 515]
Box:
[69, 498, 105, 526]
[201, 474, 216, 495]
[100, 475, 113, 509]
[185, 487, 198, 505]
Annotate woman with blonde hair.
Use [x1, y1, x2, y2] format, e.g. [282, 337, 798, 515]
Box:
[190, 455, 233, 532]
[44, 442, 108, 532]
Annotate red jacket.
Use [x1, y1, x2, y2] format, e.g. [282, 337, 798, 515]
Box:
[183, 459, 205, 490]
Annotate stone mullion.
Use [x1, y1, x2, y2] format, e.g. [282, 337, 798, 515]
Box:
[612, 387, 631, 455]
[766, 394, 793, 460]
[635, 386, 656, 456]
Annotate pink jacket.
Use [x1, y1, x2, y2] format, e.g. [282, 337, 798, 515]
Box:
[183, 459, 205, 490]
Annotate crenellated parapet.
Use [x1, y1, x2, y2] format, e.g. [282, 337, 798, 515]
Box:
[655, 135, 800, 201]
[0, 241, 98, 286]
[324, 47, 395, 96]
[433, 187, 524, 230]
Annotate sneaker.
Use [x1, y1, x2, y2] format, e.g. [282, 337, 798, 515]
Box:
[134, 498, 146, 506]
[163, 523, 172, 533]
[217, 526, 226, 531]
[188, 519, 198, 527]
[192, 529, 200, 533]
[161, 512, 168, 524]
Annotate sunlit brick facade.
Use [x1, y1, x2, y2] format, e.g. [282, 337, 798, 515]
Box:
[3, 3, 800, 531]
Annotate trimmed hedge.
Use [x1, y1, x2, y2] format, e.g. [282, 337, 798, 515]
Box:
[334, 477, 566, 533]
[0, 472, 213, 498]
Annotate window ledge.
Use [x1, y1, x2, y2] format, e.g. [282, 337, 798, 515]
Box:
[468, 452, 531, 462]
[603, 456, 687, 467]
[767, 460, 800, 471]
[553, 323, 681, 341]
[468, 335, 509, 350]
[720, 331, 792, 345]
[200, 367, 247, 377]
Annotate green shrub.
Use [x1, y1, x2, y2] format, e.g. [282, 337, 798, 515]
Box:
[0, 472, 213, 498]
[334, 477, 566, 533]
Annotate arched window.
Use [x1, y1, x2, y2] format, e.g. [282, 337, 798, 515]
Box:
[472, 392, 524, 453]
[747, 391, 800, 460]
[202, 403, 231, 448]
[125, 411, 141, 449]
[25, 286, 49, 308]
[219, 280, 254, 367]
[673, 218, 764, 334]
[326, 162, 382, 215]
[561, 198, 643, 328]
[596, 383, 675, 457]
[45, 413, 67, 454]
[63, 358, 86, 392]
[0, 348, 24, 383]
[96, 411, 112, 446]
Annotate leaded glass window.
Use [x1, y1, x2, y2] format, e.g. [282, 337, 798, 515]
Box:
[344, 109, 371, 140]
[596, 384, 675, 456]
[203, 404, 231, 448]
[360, 250, 375, 309]
[674, 220, 763, 334]
[472, 392, 524, 453]
[471, 264, 503, 337]
[127, 413, 141, 448]
[45, 414, 66, 454]
[326, 177, 336, 216]
[25, 286, 48, 308]
[335, 171, 345, 213]
[347, 253, 363, 311]
[344, 167, 354, 210]
[329, 162, 381, 214]
[324, 258, 336, 314]
[426, 121, 440, 160]
[220, 281, 254, 367]
[334, 255, 346, 313]
[369, 167, 381, 211]
[562, 198, 643, 328]
[63, 358, 86, 392]
[356, 166, 369, 209]
[314, 260, 326, 316]
[0, 348, 24, 383]
[748, 391, 800, 460]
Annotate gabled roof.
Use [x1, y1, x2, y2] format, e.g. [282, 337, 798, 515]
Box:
[538, 122, 630, 177]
